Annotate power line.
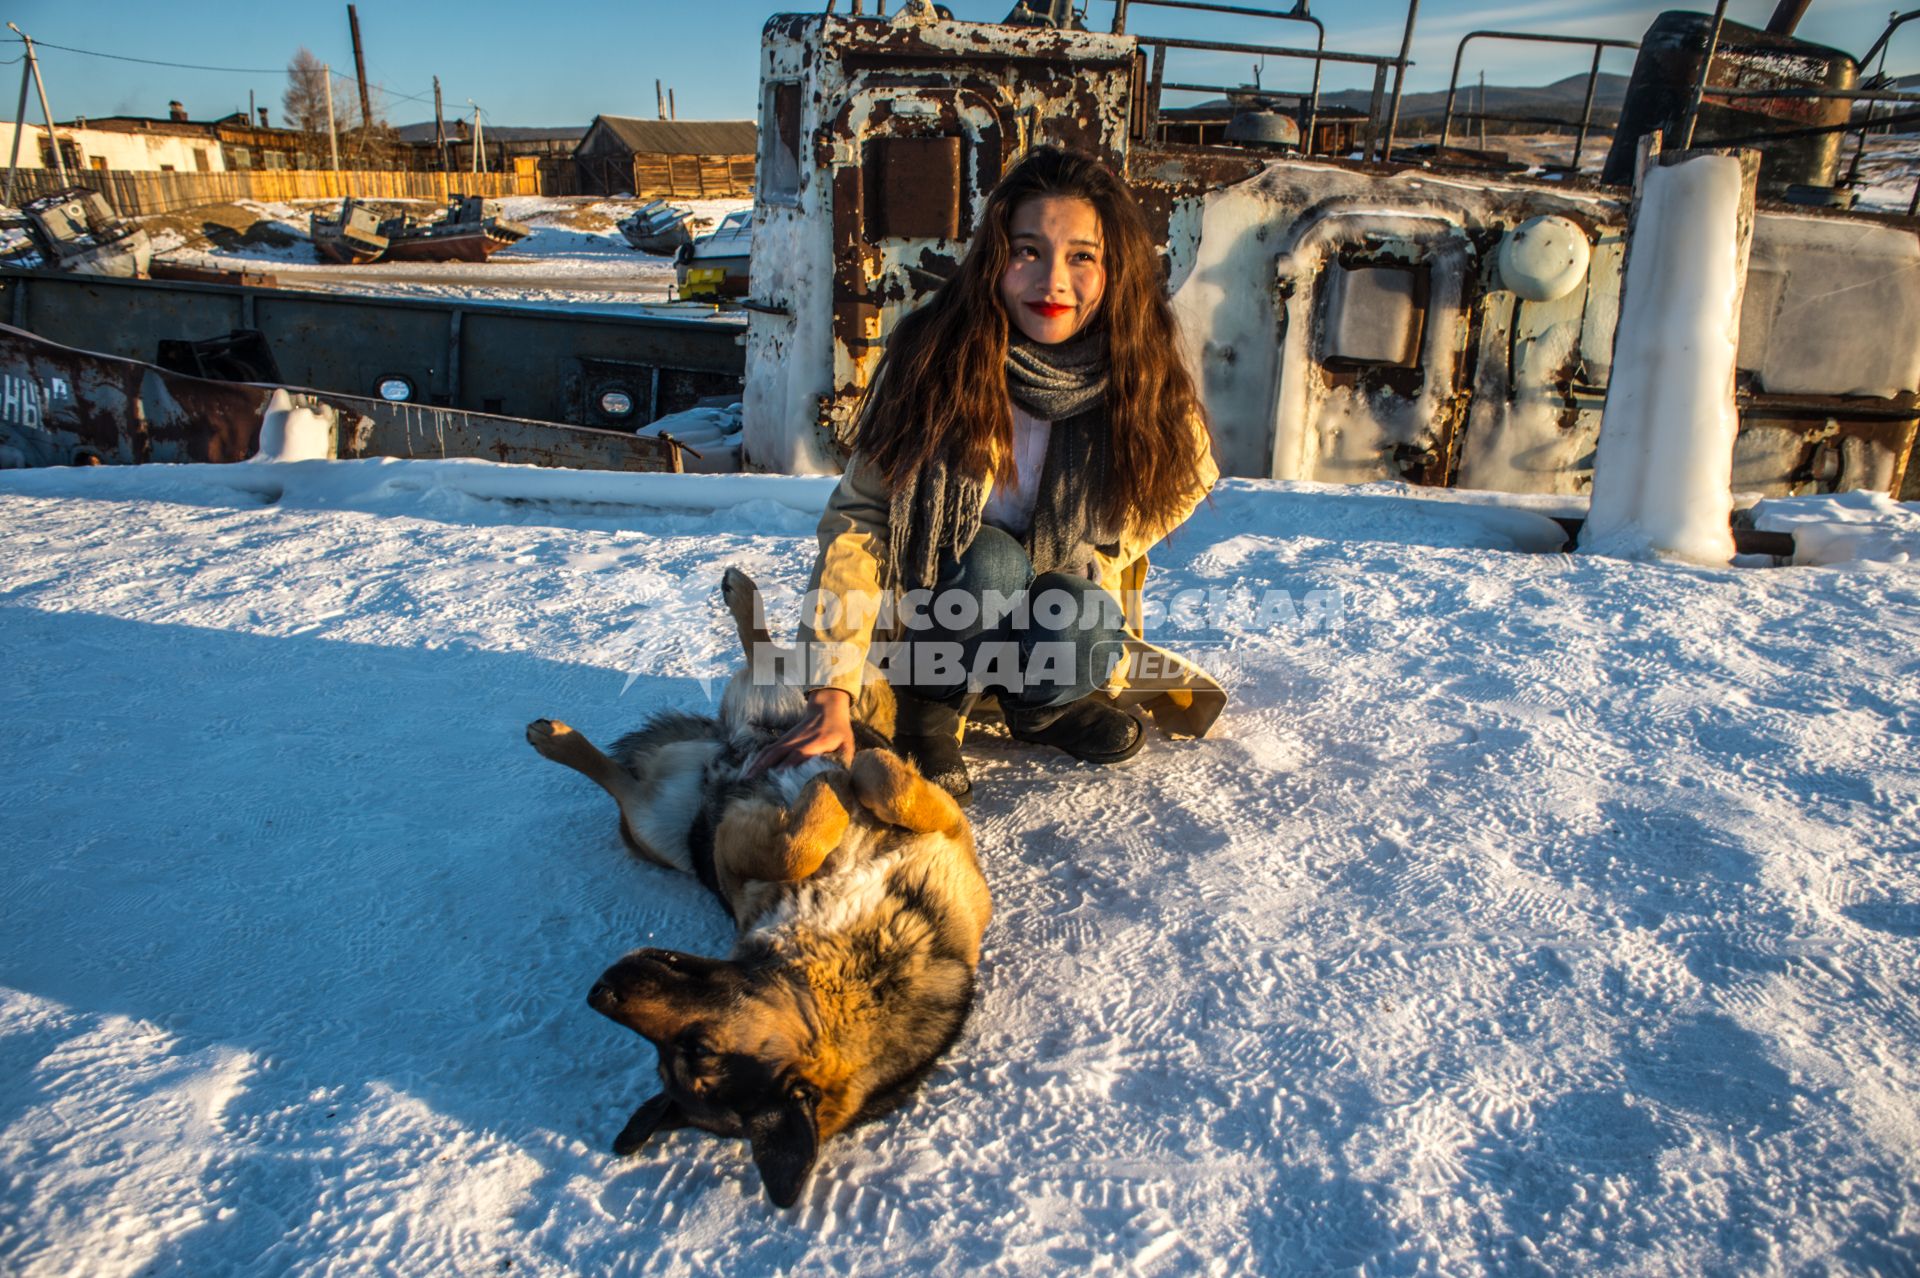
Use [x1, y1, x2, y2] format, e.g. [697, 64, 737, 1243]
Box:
[10, 35, 446, 118]
[13, 37, 430, 100]
[10, 36, 283, 75]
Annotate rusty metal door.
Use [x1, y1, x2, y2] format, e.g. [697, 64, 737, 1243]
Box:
[821, 86, 1009, 445]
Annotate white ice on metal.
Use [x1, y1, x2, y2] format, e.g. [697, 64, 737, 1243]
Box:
[249, 388, 334, 464]
[1581, 156, 1747, 565]
[1269, 207, 1470, 484]
[1752, 488, 1920, 565]
[638, 403, 746, 474]
[1169, 161, 1631, 485]
[1738, 213, 1920, 398]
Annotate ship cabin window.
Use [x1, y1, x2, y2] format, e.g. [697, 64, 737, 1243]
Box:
[760, 80, 802, 203]
[1321, 262, 1427, 369]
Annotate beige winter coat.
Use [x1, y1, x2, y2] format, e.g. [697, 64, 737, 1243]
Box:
[797, 412, 1226, 739]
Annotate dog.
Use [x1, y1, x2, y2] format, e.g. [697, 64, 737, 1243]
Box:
[526, 568, 992, 1208]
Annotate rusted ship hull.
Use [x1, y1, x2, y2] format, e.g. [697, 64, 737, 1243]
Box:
[0, 323, 685, 472]
[380, 225, 527, 263]
[310, 233, 387, 265]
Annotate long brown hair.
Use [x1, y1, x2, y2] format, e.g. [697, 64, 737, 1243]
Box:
[853, 146, 1208, 535]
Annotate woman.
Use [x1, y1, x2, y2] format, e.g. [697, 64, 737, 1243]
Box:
[752, 146, 1226, 801]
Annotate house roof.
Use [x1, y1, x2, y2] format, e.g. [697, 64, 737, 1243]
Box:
[59, 115, 217, 137]
[586, 116, 757, 156]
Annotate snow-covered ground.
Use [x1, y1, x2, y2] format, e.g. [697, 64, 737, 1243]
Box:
[146, 196, 751, 316]
[1, 459, 1917, 1275]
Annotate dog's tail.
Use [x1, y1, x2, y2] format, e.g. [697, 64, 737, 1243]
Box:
[723, 566, 897, 742]
[721, 567, 776, 662]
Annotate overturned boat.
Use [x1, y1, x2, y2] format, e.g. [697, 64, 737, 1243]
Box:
[0, 321, 690, 471]
[619, 199, 695, 254]
[378, 194, 530, 263]
[675, 208, 752, 298]
[309, 198, 389, 264]
[18, 187, 151, 279]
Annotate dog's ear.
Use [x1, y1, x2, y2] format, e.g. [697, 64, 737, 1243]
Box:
[746, 1080, 821, 1209]
[612, 1092, 686, 1158]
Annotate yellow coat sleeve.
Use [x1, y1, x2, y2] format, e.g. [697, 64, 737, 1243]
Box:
[796, 451, 893, 697]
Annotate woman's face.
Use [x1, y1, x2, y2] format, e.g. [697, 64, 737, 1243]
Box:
[998, 195, 1106, 345]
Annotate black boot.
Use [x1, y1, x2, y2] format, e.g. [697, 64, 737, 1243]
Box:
[893, 692, 974, 806]
[1004, 695, 1144, 765]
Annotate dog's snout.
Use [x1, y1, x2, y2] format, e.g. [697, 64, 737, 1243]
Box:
[588, 981, 617, 1010]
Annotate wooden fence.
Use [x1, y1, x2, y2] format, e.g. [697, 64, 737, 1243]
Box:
[6, 167, 536, 217]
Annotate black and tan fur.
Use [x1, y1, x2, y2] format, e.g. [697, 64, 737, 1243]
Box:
[526, 569, 992, 1208]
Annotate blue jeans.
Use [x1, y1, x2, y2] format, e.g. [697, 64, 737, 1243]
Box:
[882, 525, 1131, 713]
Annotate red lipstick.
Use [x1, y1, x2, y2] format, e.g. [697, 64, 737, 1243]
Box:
[1027, 302, 1072, 317]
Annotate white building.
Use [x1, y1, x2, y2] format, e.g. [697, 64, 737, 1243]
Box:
[1, 111, 228, 176]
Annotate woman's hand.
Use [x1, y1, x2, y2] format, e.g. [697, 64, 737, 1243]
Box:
[745, 688, 856, 776]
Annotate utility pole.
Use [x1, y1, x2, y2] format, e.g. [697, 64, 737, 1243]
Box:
[5, 35, 34, 204]
[7, 24, 67, 188]
[471, 104, 484, 174]
[656, 79, 667, 120]
[348, 4, 374, 133]
[433, 76, 449, 171]
[323, 62, 341, 170]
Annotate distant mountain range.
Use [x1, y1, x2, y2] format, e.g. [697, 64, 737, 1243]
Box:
[392, 123, 586, 143]
[1252, 72, 1632, 121]
[385, 74, 1633, 138]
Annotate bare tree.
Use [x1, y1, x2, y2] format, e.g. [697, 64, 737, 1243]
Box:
[282, 44, 406, 171]
[283, 47, 331, 166]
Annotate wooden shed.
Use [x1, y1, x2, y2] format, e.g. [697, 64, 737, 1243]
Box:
[572, 117, 756, 198]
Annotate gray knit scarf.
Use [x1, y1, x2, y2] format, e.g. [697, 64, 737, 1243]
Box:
[885, 328, 1119, 591]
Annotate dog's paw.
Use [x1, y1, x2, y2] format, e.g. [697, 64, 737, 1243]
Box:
[526, 718, 576, 758]
[851, 748, 964, 835]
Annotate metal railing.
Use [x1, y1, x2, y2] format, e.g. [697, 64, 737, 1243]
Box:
[1844, 9, 1920, 190]
[1439, 32, 1639, 174]
[1110, 0, 1327, 152]
[1107, 0, 1417, 159]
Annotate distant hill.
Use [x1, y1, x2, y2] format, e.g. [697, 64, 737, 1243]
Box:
[1314, 72, 1631, 122]
[388, 75, 1630, 145]
[392, 122, 586, 144]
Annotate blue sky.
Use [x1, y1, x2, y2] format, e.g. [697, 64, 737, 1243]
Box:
[5, 0, 1909, 128]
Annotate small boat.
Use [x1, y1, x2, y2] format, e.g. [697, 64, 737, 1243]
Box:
[675, 208, 752, 299]
[378, 194, 531, 264]
[309, 198, 389, 264]
[618, 199, 694, 254]
[19, 187, 151, 278]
